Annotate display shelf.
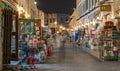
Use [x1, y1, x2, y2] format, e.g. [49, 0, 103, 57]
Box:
[101, 21, 120, 61]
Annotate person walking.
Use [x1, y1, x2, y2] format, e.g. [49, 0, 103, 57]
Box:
[58, 33, 67, 62]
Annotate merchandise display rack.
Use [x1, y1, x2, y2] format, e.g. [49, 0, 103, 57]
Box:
[101, 21, 120, 61]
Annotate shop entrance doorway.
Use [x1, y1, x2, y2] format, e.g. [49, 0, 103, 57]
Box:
[2, 8, 18, 64]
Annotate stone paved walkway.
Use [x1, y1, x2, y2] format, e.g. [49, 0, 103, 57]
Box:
[25, 42, 120, 71]
[4, 41, 120, 71]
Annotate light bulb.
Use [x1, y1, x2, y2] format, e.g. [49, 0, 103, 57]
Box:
[34, 1, 37, 5]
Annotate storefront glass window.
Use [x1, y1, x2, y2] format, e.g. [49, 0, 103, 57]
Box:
[11, 36, 16, 53]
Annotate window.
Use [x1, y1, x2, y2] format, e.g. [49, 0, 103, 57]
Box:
[94, 0, 99, 6]
[97, 0, 99, 5]
[50, 19, 52, 23]
[95, 0, 97, 4]
[85, 0, 88, 11]
[92, 0, 94, 7]
[53, 18, 55, 23]
[89, 0, 91, 10]
[46, 19, 48, 23]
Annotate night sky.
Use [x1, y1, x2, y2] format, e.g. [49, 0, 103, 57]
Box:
[37, 0, 76, 15]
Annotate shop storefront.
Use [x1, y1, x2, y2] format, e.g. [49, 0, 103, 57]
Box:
[77, 7, 101, 58]
[1, 0, 51, 70]
[18, 19, 35, 62]
[1, 1, 19, 65]
[18, 18, 50, 66]
[77, 5, 120, 61]
[98, 4, 120, 60]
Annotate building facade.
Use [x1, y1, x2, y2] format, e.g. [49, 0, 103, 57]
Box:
[76, 0, 99, 22]
[76, 0, 120, 27]
[113, 0, 120, 17]
[44, 13, 70, 34]
[74, 0, 120, 60]
[17, 0, 38, 19]
[47, 13, 57, 28]
[1, 0, 39, 19]
[0, 0, 42, 70]
[75, 0, 107, 59]
[75, 0, 120, 30]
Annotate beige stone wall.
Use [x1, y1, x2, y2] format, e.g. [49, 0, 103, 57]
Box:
[113, 0, 120, 16]
[17, 0, 28, 15]
[28, 0, 38, 19]
[47, 13, 57, 28]
[76, 0, 81, 7]
[0, 0, 3, 71]
[0, 0, 41, 70]
[114, 0, 120, 11]
[39, 10, 45, 27]
[16, 0, 39, 19]
[69, 10, 77, 28]
[17, 0, 43, 19]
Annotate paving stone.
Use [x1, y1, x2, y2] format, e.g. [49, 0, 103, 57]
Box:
[3, 42, 120, 71]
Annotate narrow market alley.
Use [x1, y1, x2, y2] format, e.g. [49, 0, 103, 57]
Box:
[1, 0, 120, 71]
[22, 41, 120, 71]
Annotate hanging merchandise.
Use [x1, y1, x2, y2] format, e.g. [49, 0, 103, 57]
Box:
[18, 19, 35, 40]
[110, 51, 114, 60]
[99, 21, 120, 61]
[35, 52, 41, 63]
[103, 50, 107, 60]
[118, 52, 120, 61]
[91, 28, 95, 38]
[95, 23, 99, 30]
[112, 46, 118, 52]
[27, 55, 34, 65]
[89, 39, 94, 49]
[112, 46, 118, 60]
[46, 34, 53, 56]
[48, 47, 53, 56]
[103, 42, 114, 60]
[39, 40, 47, 63]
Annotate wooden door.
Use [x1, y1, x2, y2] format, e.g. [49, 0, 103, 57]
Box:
[2, 8, 12, 64]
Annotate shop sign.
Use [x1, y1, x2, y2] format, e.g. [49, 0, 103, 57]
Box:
[100, 5, 111, 12]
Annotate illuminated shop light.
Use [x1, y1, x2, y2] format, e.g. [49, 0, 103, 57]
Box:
[97, 17, 100, 20]
[34, 1, 37, 5]
[111, 14, 115, 19]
